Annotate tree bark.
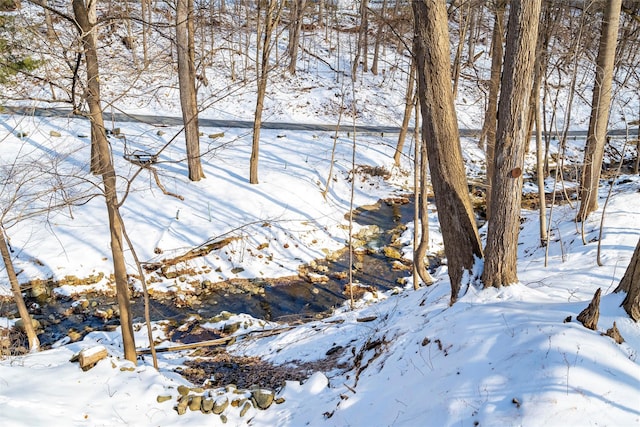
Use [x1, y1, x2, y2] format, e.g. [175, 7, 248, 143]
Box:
[615, 238, 640, 321]
[371, 0, 387, 76]
[251, 0, 282, 184]
[72, 0, 137, 363]
[577, 288, 601, 331]
[176, 0, 205, 181]
[414, 116, 434, 287]
[576, 0, 622, 221]
[287, 0, 306, 74]
[479, 0, 506, 222]
[412, 0, 483, 304]
[483, 0, 542, 288]
[393, 58, 416, 167]
[0, 227, 40, 351]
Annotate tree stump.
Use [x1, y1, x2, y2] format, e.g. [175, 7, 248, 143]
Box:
[604, 321, 624, 344]
[577, 288, 601, 331]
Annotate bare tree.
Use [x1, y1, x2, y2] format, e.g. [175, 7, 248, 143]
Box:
[479, 0, 506, 222]
[352, 0, 369, 79]
[394, 58, 416, 168]
[371, 0, 388, 76]
[176, 0, 205, 181]
[72, 0, 137, 363]
[0, 227, 39, 351]
[287, 0, 306, 74]
[483, 0, 542, 288]
[250, 0, 283, 184]
[577, 0, 622, 221]
[412, 0, 483, 304]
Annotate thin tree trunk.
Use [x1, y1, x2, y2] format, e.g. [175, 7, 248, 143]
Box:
[414, 105, 434, 287]
[287, 0, 306, 74]
[535, 91, 548, 247]
[483, 0, 542, 288]
[451, 1, 469, 98]
[480, 0, 506, 222]
[251, 0, 282, 184]
[43, 0, 55, 40]
[141, 0, 149, 66]
[577, 0, 622, 221]
[176, 0, 205, 181]
[394, 58, 416, 167]
[371, 0, 387, 76]
[0, 227, 40, 352]
[72, 0, 137, 363]
[412, 0, 483, 304]
[352, 0, 369, 79]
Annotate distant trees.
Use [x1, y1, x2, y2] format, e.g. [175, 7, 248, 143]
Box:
[0, 10, 40, 84]
[412, 0, 483, 303]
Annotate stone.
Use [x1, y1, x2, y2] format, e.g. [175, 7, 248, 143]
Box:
[156, 395, 172, 403]
[382, 246, 402, 260]
[239, 401, 252, 417]
[175, 395, 189, 415]
[212, 395, 229, 414]
[49, 130, 62, 137]
[251, 389, 274, 410]
[15, 317, 41, 332]
[201, 397, 214, 413]
[189, 395, 202, 411]
[177, 385, 191, 396]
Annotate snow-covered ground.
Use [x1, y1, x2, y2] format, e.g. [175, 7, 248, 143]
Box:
[1, 3, 639, 426]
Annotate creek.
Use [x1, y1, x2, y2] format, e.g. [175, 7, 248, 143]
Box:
[2, 196, 435, 348]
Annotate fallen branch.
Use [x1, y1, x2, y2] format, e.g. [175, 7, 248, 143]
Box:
[143, 236, 240, 273]
[136, 326, 296, 355]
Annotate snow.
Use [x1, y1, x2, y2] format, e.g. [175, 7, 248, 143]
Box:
[1, 3, 640, 426]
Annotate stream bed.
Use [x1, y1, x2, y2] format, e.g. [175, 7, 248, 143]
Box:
[2, 196, 433, 348]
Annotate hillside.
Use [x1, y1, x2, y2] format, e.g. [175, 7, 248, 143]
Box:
[0, 2, 639, 426]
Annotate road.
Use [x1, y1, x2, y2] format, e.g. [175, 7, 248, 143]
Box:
[2, 106, 638, 138]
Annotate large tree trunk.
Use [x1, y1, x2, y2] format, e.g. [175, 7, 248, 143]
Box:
[482, 0, 542, 288]
[72, 0, 137, 363]
[0, 227, 40, 351]
[615, 238, 640, 321]
[576, 0, 622, 221]
[412, 0, 483, 304]
[287, 0, 306, 74]
[176, 0, 205, 181]
[479, 0, 506, 222]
